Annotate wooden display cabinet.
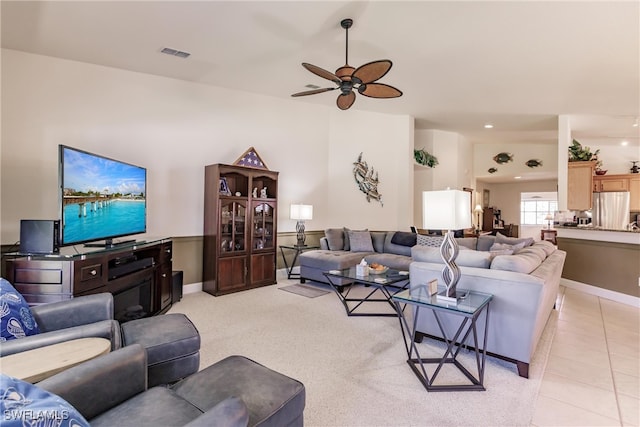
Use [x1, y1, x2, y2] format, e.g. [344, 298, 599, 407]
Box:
[203, 164, 278, 296]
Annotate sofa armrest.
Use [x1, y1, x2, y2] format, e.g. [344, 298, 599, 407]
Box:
[0, 319, 121, 357]
[38, 344, 147, 420]
[31, 293, 114, 332]
[184, 397, 249, 427]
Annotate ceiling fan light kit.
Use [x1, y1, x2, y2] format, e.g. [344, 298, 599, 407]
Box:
[291, 18, 402, 110]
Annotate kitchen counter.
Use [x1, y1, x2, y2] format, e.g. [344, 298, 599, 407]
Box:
[555, 226, 639, 299]
[556, 225, 640, 244]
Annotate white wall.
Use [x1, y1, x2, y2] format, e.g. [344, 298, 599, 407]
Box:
[413, 129, 473, 226]
[0, 49, 414, 243]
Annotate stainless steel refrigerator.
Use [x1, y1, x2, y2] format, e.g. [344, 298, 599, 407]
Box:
[592, 192, 631, 230]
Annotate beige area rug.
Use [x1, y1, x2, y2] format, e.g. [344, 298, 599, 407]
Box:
[279, 283, 330, 298]
[169, 280, 558, 426]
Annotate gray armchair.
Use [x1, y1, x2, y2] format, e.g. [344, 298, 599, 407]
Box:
[0, 293, 121, 357]
[38, 344, 305, 427]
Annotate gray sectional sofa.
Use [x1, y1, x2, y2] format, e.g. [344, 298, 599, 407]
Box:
[299, 229, 566, 378]
[299, 229, 415, 286]
[409, 235, 566, 377]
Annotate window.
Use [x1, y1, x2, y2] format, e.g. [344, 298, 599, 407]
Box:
[520, 199, 558, 225]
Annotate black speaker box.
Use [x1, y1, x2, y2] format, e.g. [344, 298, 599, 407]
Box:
[172, 270, 183, 303]
[19, 219, 60, 254]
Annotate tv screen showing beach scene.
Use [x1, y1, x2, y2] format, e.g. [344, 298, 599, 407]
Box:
[59, 145, 147, 246]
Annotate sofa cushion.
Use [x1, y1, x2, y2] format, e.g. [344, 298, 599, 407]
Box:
[416, 235, 444, 247]
[1, 278, 40, 340]
[325, 228, 344, 251]
[371, 232, 386, 253]
[490, 251, 543, 274]
[299, 250, 372, 271]
[456, 237, 478, 250]
[390, 231, 417, 247]
[383, 233, 412, 257]
[411, 246, 493, 269]
[348, 230, 374, 252]
[533, 240, 557, 256]
[477, 235, 496, 251]
[495, 232, 534, 248]
[515, 245, 547, 263]
[364, 253, 413, 271]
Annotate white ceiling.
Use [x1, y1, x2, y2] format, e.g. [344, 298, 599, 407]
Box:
[2, 0, 639, 148]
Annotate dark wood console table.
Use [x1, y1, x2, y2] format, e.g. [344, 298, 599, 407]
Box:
[3, 238, 173, 322]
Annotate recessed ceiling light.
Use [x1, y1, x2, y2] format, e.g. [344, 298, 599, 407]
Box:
[621, 140, 629, 146]
[484, 124, 494, 129]
[514, 176, 521, 179]
[633, 118, 638, 127]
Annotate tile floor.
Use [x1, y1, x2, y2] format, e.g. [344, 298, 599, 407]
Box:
[531, 286, 639, 426]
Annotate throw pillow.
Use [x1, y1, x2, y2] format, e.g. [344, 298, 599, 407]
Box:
[343, 228, 367, 251]
[390, 232, 417, 247]
[0, 374, 90, 427]
[495, 232, 534, 248]
[416, 235, 444, 247]
[348, 230, 374, 252]
[1, 278, 39, 341]
[489, 242, 526, 252]
[324, 228, 344, 251]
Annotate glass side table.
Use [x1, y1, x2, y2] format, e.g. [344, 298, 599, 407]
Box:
[279, 245, 319, 279]
[392, 285, 493, 392]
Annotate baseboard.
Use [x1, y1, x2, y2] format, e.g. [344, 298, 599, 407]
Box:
[183, 272, 292, 295]
[183, 281, 203, 295]
[560, 278, 639, 308]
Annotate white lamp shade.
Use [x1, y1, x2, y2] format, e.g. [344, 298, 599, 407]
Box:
[423, 190, 472, 230]
[544, 214, 553, 221]
[474, 204, 484, 213]
[290, 204, 313, 221]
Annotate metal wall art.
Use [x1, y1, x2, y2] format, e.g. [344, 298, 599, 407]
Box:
[493, 152, 513, 164]
[488, 167, 498, 174]
[526, 159, 543, 168]
[353, 152, 383, 206]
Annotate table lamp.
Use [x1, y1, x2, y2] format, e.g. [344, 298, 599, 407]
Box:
[423, 190, 472, 303]
[290, 204, 313, 246]
[473, 204, 484, 233]
[544, 213, 553, 229]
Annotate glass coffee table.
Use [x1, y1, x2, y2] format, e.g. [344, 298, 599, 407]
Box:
[323, 267, 410, 317]
[392, 285, 493, 391]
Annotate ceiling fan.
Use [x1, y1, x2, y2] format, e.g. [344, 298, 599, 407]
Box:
[291, 18, 402, 110]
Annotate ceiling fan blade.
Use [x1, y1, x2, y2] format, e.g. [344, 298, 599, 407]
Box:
[352, 60, 392, 84]
[291, 87, 336, 97]
[358, 83, 403, 98]
[336, 91, 356, 110]
[302, 63, 341, 84]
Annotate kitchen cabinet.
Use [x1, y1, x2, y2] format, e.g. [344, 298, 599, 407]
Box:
[593, 173, 640, 211]
[629, 175, 640, 211]
[203, 163, 278, 296]
[567, 162, 595, 210]
[593, 175, 629, 192]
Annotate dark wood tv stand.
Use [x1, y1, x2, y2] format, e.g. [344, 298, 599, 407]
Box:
[3, 238, 173, 322]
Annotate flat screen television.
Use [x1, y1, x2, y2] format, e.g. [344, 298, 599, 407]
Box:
[59, 145, 147, 247]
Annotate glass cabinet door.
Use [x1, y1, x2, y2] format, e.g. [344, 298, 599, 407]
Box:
[220, 201, 246, 253]
[252, 202, 275, 250]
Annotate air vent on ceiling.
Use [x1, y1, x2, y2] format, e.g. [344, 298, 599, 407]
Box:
[160, 47, 191, 59]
